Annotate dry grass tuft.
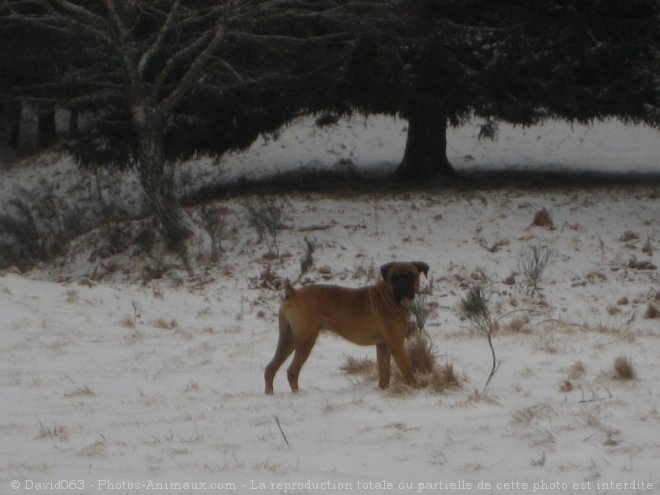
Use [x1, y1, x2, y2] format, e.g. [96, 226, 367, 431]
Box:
[120, 316, 136, 330]
[340, 356, 377, 379]
[64, 386, 95, 398]
[612, 356, 637, 381]
[531, 208, 554, 229]
[559, 379, 573, 392]
[36, 421, 69, 442]
[502, 315, 532, 334]
[568, 361, 587, 380]
[341, 332, 461, 394]
[424, 362, 461, 393]
[406, 331, 436, 374]
[453, 388, 499, 408]
[645, 303, 658, 319]
[512, 403, 556, 426]
[64, 289, 78, 303]
[152, 318, 177, 330]
[534, 334, 560, 354]
[619, 231, 639, 242]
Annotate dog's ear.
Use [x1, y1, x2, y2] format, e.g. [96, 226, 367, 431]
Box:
[380, 262, 395, 280]
[413, 261, 429, 277]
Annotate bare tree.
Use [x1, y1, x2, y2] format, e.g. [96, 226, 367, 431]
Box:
[0, 0, 364, 259]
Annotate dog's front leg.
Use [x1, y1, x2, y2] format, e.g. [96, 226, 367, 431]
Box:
[376, 343, 391, 389]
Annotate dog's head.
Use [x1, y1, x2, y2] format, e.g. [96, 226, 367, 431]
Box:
[380, 261, 429, 303]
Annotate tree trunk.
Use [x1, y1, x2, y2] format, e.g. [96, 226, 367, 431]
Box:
[37, 105, 57, 149]
[68, 108, 79, 137]
[393, 104, 455, 181]
[136, 119, 196, 254]
[7, 100, 22, 150]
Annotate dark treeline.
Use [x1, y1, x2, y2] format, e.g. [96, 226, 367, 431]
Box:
[1, 0, 658, 254]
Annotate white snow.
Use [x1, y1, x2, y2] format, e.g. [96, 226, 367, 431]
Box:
[1, 116, 659, 494]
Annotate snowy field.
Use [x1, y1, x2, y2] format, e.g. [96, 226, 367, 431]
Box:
[1, 116, 659, 494]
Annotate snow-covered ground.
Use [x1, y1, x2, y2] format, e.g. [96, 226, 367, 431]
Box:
[1, 116, 659, 494]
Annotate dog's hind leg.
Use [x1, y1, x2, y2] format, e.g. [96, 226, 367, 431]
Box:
[264, 313, 295, 394]
[286, 334, 317, 393]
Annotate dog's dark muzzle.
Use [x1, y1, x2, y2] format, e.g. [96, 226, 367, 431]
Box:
[392, 275, 416, 302]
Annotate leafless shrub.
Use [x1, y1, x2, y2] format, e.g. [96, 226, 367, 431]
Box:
[250, 264, 284, 290]
[36, 421, 68, 442]
[0, 180, 114, 268]
[612, 356, 636, 381]
[646, 303, 659, 319]
[244, 197, 287, 257]
[133, 217, 158, 255]
[460, 285, 499, 387]
[408, 293, 431, 335]
[519, 245, 554, 294]
[475, 235, 509, 253]
[568, 361, 587, 380]
[529, 452, 546, 467]
[531, 208, 554, 229]
[88, 224, 132, 263]
[299, 237, 316, 279]
[642, 236, 654, 256]
[619, 231, 639, 242]
[0, 199, 45, 266]
[199, 205, 227, 258]
[559, 380, 573, 393]
[627, 256, 657, 270]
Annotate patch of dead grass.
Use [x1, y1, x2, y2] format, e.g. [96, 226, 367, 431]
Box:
[531, 208, 554, 229]
[501, 315, 532, 334]
[452, 388, 500, 408]
[612, 355, 637, 381]
[64, 385, 95, 398]
[340, 332, 462, 395]
[36, 421, 69, 442]
[152, 318, 177, 330]
[340, 356, 377, 379]
[568, 361, 587, 380]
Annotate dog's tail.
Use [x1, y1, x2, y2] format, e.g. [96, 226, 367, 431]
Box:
[282, 278, 296, 300]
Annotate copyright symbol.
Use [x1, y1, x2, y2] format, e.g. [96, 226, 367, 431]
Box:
[11, 480, 21, 490]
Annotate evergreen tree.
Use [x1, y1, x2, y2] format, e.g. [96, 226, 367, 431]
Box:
[341, 0, 659, 181]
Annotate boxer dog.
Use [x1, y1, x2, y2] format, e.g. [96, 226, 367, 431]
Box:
[264, 261, 429, 394]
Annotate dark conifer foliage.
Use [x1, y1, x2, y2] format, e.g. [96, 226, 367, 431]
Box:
[337, 0, 659, 180]
[1, 0, 658, 186]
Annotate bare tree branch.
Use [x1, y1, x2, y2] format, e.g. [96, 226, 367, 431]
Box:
[50, 0, 107, 29]
[138, 0, 180, 77]
[102, 0, 146, 114]
[157, 19, 226, 115]
[2, 0, 112, 42]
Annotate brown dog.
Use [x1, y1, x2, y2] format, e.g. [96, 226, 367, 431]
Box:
[264, 261, 429, 394]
